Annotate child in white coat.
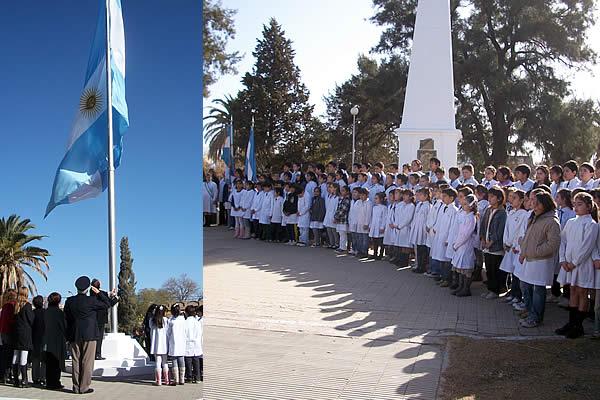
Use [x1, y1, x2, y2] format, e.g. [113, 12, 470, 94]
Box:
[444, 188, 471, 288]
[259, 183, 274, 240]
[430, 187, 458, 282]
[250, 183, 264, 239]
[425, 186, 445, 277]
[383, 189, 399, 262]
[410, 188, 431, 273]
[270, 187, 285, 242]
[369, 193, 388, 259]
[230, 180, 245, 238]
[324, 183, 340, 249]
[499, 189, 528, 304]
[348, 188, 362, 256]
[167, 304, 187, 385]
[296, 187, 311, 246]
[241, 181, 255, 239]
[184, 305, 202, 383]
[556, 192, 599, 339]
[450, 194, 478, 296]
[356, 188, 373, 257]
[394, 189, 415, 268]
[150, 305, 170, 386]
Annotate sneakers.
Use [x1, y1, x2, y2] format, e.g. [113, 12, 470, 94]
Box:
[513, 302, 527, 311]
[520, 319, 539, 328]
[511, 298, 520, 304]
[557, 297, 570, 308]
[296, 242, 306, 247]
[547, 294, 560, 303]
[335, 249, 346, 254]
[286, 240, 296, 246]
[502, 296, 514, 303]
[518, 310, 529, 319]
[310, 243, 319, 248]
[485, 292, 499, 300]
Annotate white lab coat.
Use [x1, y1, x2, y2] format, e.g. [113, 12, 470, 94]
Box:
[410, 201, 431, 247]
[259, 191, 273, 225]
[430, 203, 457, 262]
[383, 202, 398, 246]
[241, 189, 255, 219]
[271, 196, 284, 224]
[203, 181, 218, 213]
[250, 191, 264, 221]
[297, 195, 311, 229]
[167, 315, 187, 357]
[369, 204, 388, 238]
[185, 316, 202, 357]
[395, 202, 415, 248]
[348, 199, 361, 233]
[323, 194, 339, 229]
[451, 212, 477, 270]
[149, 317, 169, 355]
[230, 190, 245, 217]
[558, 215, 598, 289]
[446, 209, 464, 260]
[500, 209, 529, 274]
[356, 199, 373, 234]
[426, 200, 443, 248]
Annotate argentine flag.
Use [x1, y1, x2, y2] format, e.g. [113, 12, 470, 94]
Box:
[221, 124, 234, 184]
[46, 0, 129, 217]
[245, 121, 257, 182]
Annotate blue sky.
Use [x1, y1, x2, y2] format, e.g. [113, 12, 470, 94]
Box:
[0, 1, 202, 298]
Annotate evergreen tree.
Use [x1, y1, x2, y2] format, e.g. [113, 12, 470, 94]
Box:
[117, 237, 137, 334]
[239, 18, 320, 167]
[370, 0, 599, 165]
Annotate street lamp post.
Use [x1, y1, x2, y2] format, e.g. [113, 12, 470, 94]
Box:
[350, 105, 359, 166]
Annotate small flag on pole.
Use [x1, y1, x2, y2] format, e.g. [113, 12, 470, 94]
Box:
[246, 118, 257, 182]
[221, 124, 234, 183]
[45, 0, 129, 217]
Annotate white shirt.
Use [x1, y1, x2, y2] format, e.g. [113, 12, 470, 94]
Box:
[461, 177, 479, 186]
[565, 177, 581, 190]
[514, 179, 535, 192]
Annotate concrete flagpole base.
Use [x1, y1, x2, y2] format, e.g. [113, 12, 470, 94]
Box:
[66, 332, 155, 377]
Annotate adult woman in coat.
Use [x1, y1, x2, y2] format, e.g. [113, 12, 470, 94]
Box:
[43, 292, 67, 390]
[13, 287, 34, 387]
[0, 289, 17, 383]
[31, 295, 46, 385]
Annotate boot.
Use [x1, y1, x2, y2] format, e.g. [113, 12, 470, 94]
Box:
[565, 310, 585, 339]
[396, 252, 409, 268]
[449, 272, 460, 290]
[243, 226, 251, 240]
[555, 307, 576, 335]
[169, 367, 178, 386]
[389, 247, 398, 263]
[179, 367, 186, 385]
[12, 364, 19, 388]
[472, 263, 483, 281]
[233, 227, 240, 238]
[154, 369, 161, 386]
[456, 276, 472, 297]
[451, 275, 464, 295]
[163, 369, 170, 386]
[20, 365, 28, 388]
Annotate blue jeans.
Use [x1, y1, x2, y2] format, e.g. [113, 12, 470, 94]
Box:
[430, 258, 440, 275]
[359, 233, 369, 254]
[520, 281, 546, 322]
[299, 227, 309, 244]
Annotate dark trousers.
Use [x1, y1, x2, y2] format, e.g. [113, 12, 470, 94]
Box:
[286, 224, 296, 242]
[95, 325, 104, 358]
[219, 202, 227, 225]
[484, 253, 506, 294]
[511, 275, 522, 300]
[416, 245, 430, 272]
[184, 356, 201, 381]
[259, 223, 269, 240]
[44, 351, 62, 389]
[270, 223, 282, 241]
[373, 238, 384, 257]
[0, 342, 13, 381]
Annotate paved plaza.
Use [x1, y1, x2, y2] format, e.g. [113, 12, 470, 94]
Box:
[203, 226, 592, 399]
[0, 374, 201, 399]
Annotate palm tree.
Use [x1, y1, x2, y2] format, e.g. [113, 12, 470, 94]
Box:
[203, 94, 238, 160]
[0, 215, 50, 295]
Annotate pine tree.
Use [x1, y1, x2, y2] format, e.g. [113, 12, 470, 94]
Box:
[117, 237, 137, 334]
[239, 18, 318, 167]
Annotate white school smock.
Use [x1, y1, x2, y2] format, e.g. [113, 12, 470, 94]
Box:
[591, 229, 600, 289]
[348, 199, 361, 233]
[196, 317, 204, 356]
[565, 177, 581, 190]
[369, 184, 385, 203]
[323, 194, 339, 228]
[482, 179, 498, 189]
[203, 180, 218, 213]
[167, 315, 187, 357]
[500, 209, 529, 274]
[305, 181, 317, 200]
[230, 190, 245, 217]
[410, 201, 431, 247]
[185, 316, 202, 357]
[395, 202, 415, 248]
[426, 200, 443, 248]
[558, 215, 598, 289]
[550, 181, 567, 199]
[241, 189, 255, 219]
[259, 191, 274, 224]
[149, 317, 169, 355]
[297, 195, 311, 229]
[430, 203, 457, 262]
[383, 202, 398, 246]
[513, 210, 534, 279]
[446, 209, 464, 260]
[369, 204, 388, 238]
[461, 177, 479, 186]
[251, 191, 264, 221]
[356, 199, 373, 234]
[320, 183, 328, 199]
[451, 212, 477, 270]
[271, 196, 284, 224]
[580, 178, 599, 190]
[514, 179, 535, 192]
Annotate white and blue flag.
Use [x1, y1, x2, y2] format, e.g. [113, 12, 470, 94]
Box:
[221, 124, 234, 184]
[245, 120, 257, 182]
[46, 0, 128, 217]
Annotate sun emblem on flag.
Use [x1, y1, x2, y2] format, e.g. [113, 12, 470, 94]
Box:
[79, 87, 103, 118]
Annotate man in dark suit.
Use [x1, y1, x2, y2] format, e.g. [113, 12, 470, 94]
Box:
[90, 279, 119, 360]
[64, 276, 112, 394]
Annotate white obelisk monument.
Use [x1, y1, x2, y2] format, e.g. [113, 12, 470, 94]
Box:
[395, 0, 461, 168]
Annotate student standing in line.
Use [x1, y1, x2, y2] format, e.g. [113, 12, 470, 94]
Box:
[369, 193, 388, 260]
[150, 305, 169, 386]
[450, 194, 479, 297]
[394, 190, 416, 268]
[296, 187, 311, 247]
[334, 186, 352, 254]
[479, 186, 507, 300]
[309, 187, 326, 247]
[410, 188, 432, 273]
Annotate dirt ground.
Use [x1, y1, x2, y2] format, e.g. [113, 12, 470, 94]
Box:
[440, 336, 600, 400]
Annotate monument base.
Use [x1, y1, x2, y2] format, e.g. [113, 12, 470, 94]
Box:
[395, 128, 461, 169]
[66, 332, 155, 377]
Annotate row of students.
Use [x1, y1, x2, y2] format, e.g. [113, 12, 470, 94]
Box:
[149, 304, 203, 386]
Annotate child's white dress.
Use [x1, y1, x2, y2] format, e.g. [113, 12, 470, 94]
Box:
[369, 204, 388, 238]
[558, 214, 599, 289]
[395, 202, 415, 248]
[410, 201, 431, 247]
[451, 212, 477, 270]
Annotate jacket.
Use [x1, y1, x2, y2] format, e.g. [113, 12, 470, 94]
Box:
[32, 307, 46, 354]
[0, 302, 15, 334]
[283, 193, 298, 215]
[310, 196, 326, 222]
[64, 293, 111, 342]
[43, 305, 67, 371]
[14, 302, 34, 351]
[520, 210, 561, 261]
[334, 196, 351, 224]
[479, 207, 507, 253]
[90, 290, 119, 327]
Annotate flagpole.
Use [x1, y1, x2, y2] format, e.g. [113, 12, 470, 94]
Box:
[105, 0, 118, 334]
